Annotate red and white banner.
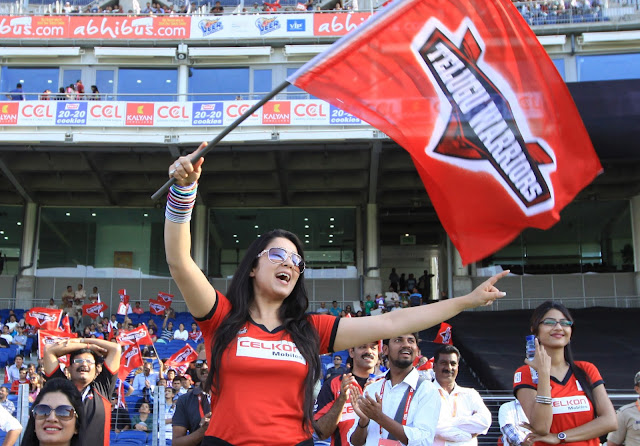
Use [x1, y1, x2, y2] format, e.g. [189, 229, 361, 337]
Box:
[188, 330, 203, 342]
[25, 307, 63, 330]
[117, 324, 154, 346]
[118, 289, 130, 305]
[118, 343, 143, 380]
[157, 292, 174, 306]
[82, 301, 108, 319]
[165, 344, 198, 369]
[61, 315, 72, 334]
[149, 299, 167, 315]
[434, 322, 453, 345]
[38, 329, 78, 366]
[289, 0, 602, 264]
[0, 99, 364, 128]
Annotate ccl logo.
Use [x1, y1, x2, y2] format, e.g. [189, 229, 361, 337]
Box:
[226, 103, 259, 118]
[90, 104, 122, 118]
[294, 103, 326, 117]
[158, 105, 189, 119]
[21, 104, 54, 118]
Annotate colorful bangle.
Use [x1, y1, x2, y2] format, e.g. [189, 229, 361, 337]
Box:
[165, 182, 198, 223]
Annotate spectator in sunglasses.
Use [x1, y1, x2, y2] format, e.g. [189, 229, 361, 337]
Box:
[21, 377, 85, 446]
[514, 301, 617, 446]
[43, 337, 120, 446]
[164, 145, 509, 446]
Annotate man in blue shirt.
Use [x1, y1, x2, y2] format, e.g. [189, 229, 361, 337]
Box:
[7, 83, 25, 101]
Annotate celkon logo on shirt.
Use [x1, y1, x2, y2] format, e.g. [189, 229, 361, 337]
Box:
[236, 336, 306, 365]
[552, 396, 590, 414]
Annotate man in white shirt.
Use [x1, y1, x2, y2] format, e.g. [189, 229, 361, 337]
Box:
[498, 399, 531, 446]
[348, 333, 441, 446]
[432, 345, 492, 446]
[132, 361, 159, 392]
[0, 403, 21, 445]
[317, 302, 330, 314]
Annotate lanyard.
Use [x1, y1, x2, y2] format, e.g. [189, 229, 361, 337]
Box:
[378, 379, 416, 435]
[81, 386, 91, 402]
[438, 389, 458, 417]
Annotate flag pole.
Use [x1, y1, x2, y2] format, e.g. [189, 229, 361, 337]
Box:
[151, 80, 292, 201]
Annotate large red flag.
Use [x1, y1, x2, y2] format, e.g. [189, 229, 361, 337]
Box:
[157, 292, 174, 306]
[38, 329, 78, 367]
[434, 322, 453, 345]
[25, 308, 63, 331]
[82, 301, 108, 319]
[117, 324, 154, 346]
[118, 343, 143, 381]
[288, 0, 602, 264]
[165, 344, 198, 369]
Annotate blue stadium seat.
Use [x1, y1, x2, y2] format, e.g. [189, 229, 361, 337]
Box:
[117, 430, 148, 443]
[0, 350, 9, 368]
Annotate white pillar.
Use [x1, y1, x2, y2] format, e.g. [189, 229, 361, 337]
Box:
[192, 202, 207, 273]
[16, 203, 38, 309]
[363, 203, 381, 297]
[177, 64, 189, 103]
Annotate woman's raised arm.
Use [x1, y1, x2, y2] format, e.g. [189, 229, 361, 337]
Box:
[333, 271, 508, 351]
[164, 142, 216, 318]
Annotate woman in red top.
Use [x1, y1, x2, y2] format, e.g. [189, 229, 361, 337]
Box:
[164, 143, 509, 446]
[514, 301, 617, 446]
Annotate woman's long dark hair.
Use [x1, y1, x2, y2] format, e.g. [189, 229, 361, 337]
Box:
[530, 301, 596, 413]
[21, 378, 86, 446]
[204, 229, 321, 434]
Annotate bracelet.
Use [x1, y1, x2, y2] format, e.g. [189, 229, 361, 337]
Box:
[535, 395, 553, 405]
[358, 419, 370, 428]
[165, 182, 198, 223]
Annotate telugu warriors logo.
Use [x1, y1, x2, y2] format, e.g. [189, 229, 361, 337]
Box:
[413, 19, 557, 216]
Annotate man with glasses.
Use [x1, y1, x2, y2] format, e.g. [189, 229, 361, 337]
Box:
[43, 337, 120, 446]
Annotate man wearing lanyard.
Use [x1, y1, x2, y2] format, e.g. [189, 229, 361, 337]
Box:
[432, 345, 492, 446]
[43, 337, 120, 446]
[348, 333, 441, 446]
[173, 350, 212, 446]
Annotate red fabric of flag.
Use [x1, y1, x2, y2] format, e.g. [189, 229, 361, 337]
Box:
[38, 329, 78, 366]
[149, 299, 167, 315]
[25, 308, 63, 331]
[118, 343, 143, 381]
[434, 322, 453, 345]
[61, 315, 71, 333]
[82, 301, 108, 319]
[288, 0, 601, 264]
[157, 292, 174, 306]
[165, 344, 198, 369]
[117, 324, 154, 346]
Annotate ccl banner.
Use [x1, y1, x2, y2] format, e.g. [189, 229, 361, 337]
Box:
[0, 99, 362, 127]
[190, 13, 314, 39]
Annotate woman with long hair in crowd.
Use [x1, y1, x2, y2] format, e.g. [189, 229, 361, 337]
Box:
[21, 378, 85, 446]
[164, 143, 509, 446]
[514, 301, 617, 446]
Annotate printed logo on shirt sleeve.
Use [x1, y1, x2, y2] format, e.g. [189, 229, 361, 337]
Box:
[514, 372, 522, 383]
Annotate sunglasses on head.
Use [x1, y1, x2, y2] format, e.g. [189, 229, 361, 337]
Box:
[32, 404, 77, 420]
[540, 318, 573, 327]
[256, 247, 305, 273]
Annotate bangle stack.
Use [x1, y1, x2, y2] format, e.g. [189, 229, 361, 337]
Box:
[535, 395, 553, 405]
[165, 183, 198, 223]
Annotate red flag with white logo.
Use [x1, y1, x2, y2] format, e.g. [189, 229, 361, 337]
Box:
[118, 289, 130, 305]
[149, 299, 167, 316]
[38, 329, 78, 366]
[117, 302, 130, 315]
[288, 0, 602, 264]
[82, 301, 108, 319]
[434, 322, 453, 345]
[117, 324, 154, 346]
[165, 344, 198, 369]
[25, 308, 63, 331]
[61, 315, 71, 333]
[118, 343, 143, 381]
[157, 292, 174, 306]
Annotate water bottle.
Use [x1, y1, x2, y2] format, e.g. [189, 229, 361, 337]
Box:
[525, 335, 536, 361]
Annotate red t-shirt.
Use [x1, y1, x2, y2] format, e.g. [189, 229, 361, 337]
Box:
[513, 361, 604, 446]
[197, 291, 339, 446]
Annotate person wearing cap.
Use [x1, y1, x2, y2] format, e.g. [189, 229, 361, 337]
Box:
[607, 371, 640, 446]
[43, 337, 120, 446]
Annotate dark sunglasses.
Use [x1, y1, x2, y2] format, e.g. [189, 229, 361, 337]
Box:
[540, 318, 573, 327]
[257, 247, 305, 273]
[32, 404, 77, 420]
